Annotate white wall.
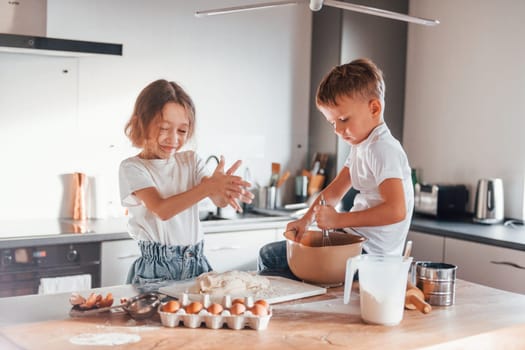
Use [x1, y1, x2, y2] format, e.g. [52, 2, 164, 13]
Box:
[404, 0, 525, 219]
[0, 0, 312, 221]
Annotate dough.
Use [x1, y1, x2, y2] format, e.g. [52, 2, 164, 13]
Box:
[189, 271, 270, 296]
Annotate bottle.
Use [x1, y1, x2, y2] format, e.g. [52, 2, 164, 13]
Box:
[243, 167, 255, 212]
[411, 168, 419, 187]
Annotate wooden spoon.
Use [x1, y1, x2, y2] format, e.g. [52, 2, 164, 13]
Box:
[405, 281, 432, 314]
[403, 240, 432, 313]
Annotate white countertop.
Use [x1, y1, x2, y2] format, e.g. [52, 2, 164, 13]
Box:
[3, 214, 525, 253]
[0, 213, 293, 248]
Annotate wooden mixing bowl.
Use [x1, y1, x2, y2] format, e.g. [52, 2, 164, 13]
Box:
[283, 229, 366, 285]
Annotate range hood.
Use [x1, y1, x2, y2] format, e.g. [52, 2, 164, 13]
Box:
[0, 0, 122, 57]
[0, 33, 123, 57]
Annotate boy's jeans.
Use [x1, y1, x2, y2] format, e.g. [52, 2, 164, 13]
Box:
[257, 240, 299, 280]
[258, 239, 366, 281]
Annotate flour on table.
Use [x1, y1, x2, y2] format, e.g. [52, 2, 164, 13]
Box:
[69, 333, 141, 346]
[189, 271, 270, 296]
[95, 324, 161, 331]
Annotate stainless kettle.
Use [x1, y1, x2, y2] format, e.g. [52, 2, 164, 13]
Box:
[473, 178, 504, 224]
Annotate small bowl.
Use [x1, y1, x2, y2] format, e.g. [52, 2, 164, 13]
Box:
[123, 292, 161, 320]
[284, 229, 366, 285]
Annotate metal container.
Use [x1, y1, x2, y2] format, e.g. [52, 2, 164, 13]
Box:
[295, 175, 308, 203]
[415, 261, 457, 306]
[259, 186, 278, 209]
[473, 178, 504, 224]
[72, 172, 87, 220]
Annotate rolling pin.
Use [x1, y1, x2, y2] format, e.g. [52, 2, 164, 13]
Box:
[405, 281, 432, 314]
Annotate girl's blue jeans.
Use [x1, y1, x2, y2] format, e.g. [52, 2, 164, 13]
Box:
[127, 240, 212, 289]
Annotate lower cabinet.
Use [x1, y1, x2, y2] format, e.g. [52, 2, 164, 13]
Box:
[100, 226, 286, 285]
[204, 229, 280, 272]
[407, 230, 445, 262]
[101, 239, 141, 287]
[444, 238, 525, 294]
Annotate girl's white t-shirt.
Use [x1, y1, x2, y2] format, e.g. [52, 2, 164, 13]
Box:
[119, 151, 209, 246]
[344, 123, 414, 255]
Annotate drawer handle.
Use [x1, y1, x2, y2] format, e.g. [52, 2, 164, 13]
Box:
[117, 254, 141, 260]
[209, 246, 241, 251]
[490, 261, 525, 270]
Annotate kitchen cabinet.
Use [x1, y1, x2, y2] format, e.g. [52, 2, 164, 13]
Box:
[204, 229, 280, 272]
[101, 231, 280, 285]
[444, 237, 525, 294]
[101, 239, 141, 287]
[407, 230, 445, 262]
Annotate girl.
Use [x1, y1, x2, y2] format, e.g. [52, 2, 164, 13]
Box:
[119, 79, 253, 286]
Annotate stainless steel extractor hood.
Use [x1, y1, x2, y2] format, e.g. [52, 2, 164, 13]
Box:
[0, 33, 123, 57]
[0, 0, 122, 57]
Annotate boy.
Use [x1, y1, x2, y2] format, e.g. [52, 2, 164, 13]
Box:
[258, 58, 413, 277]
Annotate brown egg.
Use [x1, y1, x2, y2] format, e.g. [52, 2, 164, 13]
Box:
[231, 298, 245, 305]
[250, 304, 268, 316]
[162, 300, 181, 313]
[230, 303, 246, 315]
[185, 301, 203, 314]
[254, 299, 269, 311]
[207, 303, 224, 315]
[69, 293, 86, 306]
[79, 293, 98, 309]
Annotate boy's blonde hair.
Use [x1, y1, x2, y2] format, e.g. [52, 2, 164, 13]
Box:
[125, 79, 196, 148]
[316, 58, 385, 107]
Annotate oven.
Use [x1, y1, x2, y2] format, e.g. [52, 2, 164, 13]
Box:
[0, 242, 100, 297]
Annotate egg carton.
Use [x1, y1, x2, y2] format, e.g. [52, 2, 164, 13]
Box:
[158, 293, 272, 330]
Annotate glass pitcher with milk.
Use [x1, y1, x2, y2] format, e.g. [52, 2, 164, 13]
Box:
[344, 255, 412, 326]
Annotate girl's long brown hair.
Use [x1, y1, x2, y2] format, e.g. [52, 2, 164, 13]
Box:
[125, 79, 196, 148]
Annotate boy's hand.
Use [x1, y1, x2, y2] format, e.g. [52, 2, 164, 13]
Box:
[286, 218, 309, 243]
[313, 204, 339, 230]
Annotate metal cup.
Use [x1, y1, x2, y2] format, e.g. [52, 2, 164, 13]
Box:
[257, 187, 267, 209]
[415, 261, 457, 306]
[265, 186, 277, 209]
[258, 186, 277, 209]
[295, 175, 308, 202]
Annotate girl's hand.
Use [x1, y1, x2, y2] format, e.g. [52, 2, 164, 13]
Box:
[225, 159, 242, 175]
[313, 204, 338, 230]
[223, 158, 254, 210]
[205, 156, 253, 211]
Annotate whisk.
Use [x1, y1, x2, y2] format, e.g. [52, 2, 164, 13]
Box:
[319, 195, 331, 247]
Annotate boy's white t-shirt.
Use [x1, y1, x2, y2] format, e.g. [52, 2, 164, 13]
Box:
[119, 151, 209, 246]
[343, 123, 414, 255]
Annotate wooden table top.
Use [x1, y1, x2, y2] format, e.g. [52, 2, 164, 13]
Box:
[1, 279, 525, 349]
